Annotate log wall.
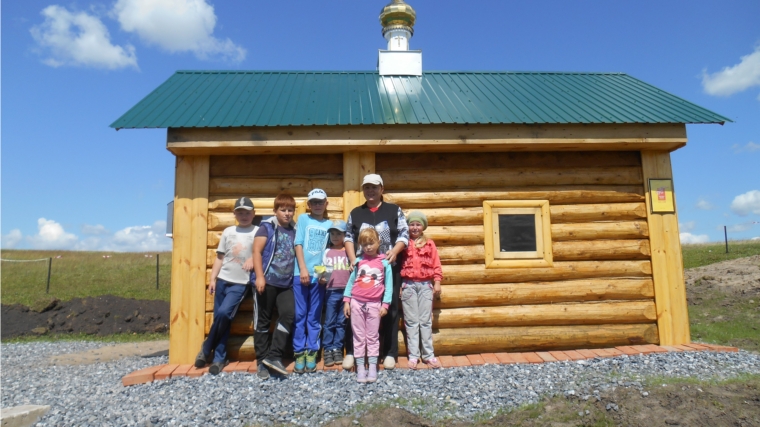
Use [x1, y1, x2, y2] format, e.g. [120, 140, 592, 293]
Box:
[202, 151, 661, 360]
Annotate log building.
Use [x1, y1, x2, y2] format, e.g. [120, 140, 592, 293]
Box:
[111, 0, 729, 364]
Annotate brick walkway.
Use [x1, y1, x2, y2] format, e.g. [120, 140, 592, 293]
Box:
[122, 342, 738, 386]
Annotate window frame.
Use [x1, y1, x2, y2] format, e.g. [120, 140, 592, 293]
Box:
[483, 200, 553, 269]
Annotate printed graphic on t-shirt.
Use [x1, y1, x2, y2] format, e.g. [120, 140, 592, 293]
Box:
[356, 264, 383, 289]
[359, 221, 392, 255]
[305, 226, 329, 255]
[324, 252, 350, 270]
[266, 228, 295, 284]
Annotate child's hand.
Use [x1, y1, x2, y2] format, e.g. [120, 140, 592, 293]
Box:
[255, 277, 266, 294]
[343, 302, 351, 318]
[379, 307, 388, 317]
[318, 277, 327, 286]
[243, 258, 254, 271]
[433, 281, 442, 298]
[300, 271, 311, 286]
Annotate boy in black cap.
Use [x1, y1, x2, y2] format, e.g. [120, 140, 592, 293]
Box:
[195, 197, 258, 374]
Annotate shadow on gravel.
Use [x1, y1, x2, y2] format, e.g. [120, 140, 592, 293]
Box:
[325, 377, 760, 427]
[1, 295, 169, 339]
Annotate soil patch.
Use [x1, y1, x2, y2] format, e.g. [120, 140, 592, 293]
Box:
[1, 295, 169, 339]
[326, 378, 760, 427]
[685, 255, 760, 299]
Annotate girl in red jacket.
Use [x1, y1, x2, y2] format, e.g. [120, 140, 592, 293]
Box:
[399, 211, 442, 369]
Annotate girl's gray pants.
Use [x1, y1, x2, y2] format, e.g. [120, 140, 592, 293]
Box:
[401, 279, 435, 360]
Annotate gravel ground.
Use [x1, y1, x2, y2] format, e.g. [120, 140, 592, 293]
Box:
[2, 342, 760, 427]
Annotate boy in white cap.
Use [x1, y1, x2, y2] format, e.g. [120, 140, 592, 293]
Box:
[292, 188, 332, 373]
[195, 197, 258, 375]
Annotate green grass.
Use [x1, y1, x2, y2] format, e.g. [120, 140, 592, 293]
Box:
[2, 332, 169, 344]
[1, 250, 171, 307]
[681, 240, 760, 269]
[688, 288, 760, 352]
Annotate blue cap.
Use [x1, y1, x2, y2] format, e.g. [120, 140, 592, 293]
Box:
[307, 188, 327, 200]
[329, 219, 347, 232]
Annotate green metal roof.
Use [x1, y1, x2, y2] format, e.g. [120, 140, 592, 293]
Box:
[110, 71, 730, 129]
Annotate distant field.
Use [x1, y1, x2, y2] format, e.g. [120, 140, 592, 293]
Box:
[681, 240, 760, 269]
[1, 250, 171, 307]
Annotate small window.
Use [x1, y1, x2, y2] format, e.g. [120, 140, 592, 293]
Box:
[483, 200, 553, 268]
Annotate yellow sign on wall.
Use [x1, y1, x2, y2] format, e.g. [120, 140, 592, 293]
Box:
[649, 179, 675, 213]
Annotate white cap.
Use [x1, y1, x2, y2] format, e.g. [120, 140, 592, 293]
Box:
[307, 188, 327, 200]
[361, 174, 384, 186]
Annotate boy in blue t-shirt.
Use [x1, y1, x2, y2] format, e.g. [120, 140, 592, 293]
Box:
[292, 188, 331, 373]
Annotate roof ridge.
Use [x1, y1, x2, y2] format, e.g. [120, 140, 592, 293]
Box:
[174, 70, 629, 75]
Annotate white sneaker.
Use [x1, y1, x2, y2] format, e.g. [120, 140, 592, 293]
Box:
[342, 354, 354, 370]
[383, 355, 396, 370]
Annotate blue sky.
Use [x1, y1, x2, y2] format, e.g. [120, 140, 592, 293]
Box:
[2, 0, 759, 252]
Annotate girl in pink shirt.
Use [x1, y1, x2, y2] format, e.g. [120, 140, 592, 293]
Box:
[399, 211, 442, 369]
[343, 228, 393, 383]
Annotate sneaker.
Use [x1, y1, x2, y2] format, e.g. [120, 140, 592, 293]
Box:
[262, 358, 289, 376]
[367, 364, 378, 383]
[333, 349, 344, 365]
[407, 358, 418, 370]
[383, 356, 396, 370]
[208, 360, 227, 375]
[424, 357, 442, 369]
[305, 350, 318, 373]
[194, 349, 210, 368]
[356, 364, 368, 383]
[342, 354, 354, 370]
[294, 351, 306, 374]
[323, 349, 335, 367]
[257, 363, 270, 380]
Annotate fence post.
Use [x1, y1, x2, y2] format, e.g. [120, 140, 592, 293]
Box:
[46, 257, 52, 293]
[156, 254, 160, 290]
[724, 226, 729, 254]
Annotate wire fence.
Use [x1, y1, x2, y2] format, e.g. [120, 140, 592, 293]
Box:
[1, 254, 164, 294]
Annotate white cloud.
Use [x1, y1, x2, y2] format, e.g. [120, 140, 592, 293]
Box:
[30, 5, 137, 69]
[1, 229, 24, 249]
[680, 232, 710, 244]
[725, 222, 756, 233]
[679, 221, 697, 232]
[2, 219, 171, 252]
[732, 141, 760, 153]
[27, 218, 79, 250]
[702, 45, 760, 97]
[730, 190, 760, 216]
[113, 0, 245, 62]
[81, 224, 110, 235]
[695, 198, 714, 210]
[753, 236, 760, 241]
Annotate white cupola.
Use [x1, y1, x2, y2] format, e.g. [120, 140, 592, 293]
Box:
[378, 0, 422, 76]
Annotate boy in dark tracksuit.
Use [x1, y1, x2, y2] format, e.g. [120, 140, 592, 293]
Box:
[249, 194, 297, 379]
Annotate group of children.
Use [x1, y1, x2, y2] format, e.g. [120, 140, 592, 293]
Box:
[196, 180, 443, 383]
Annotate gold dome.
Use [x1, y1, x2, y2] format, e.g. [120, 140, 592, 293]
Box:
[379, 0, 416, 35]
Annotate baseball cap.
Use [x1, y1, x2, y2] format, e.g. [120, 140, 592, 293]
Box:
[307, 188, 328, 200]
[233, 197, 254, 211]
[361, 174, 384, 186]
[329, 219, 347, 232]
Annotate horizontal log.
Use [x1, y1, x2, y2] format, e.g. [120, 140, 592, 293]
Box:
[554, 240, 650, 261]
[383, 167, 643, 191]
[209, 177, 344, 196]
[207, 209, 342, 232]
[226, 323, 658, 360]
[442, 261, 652, 285]
[437, 240, 651, 264]
[376, 151, 642, 171]
[402, 207, 483, 226]
[398, 324, 659, 355]
[552, 221, 649, 241]
[436, 278, 654, 308]
[552, 203, 647, 223]
[209, 197, 343, 212]
[425, 226, 483, 246]
[210, 154, 343, 177]
[433, 301, 656, 328]
[384, 186, 644, 208]
[215, 300, 656, 334]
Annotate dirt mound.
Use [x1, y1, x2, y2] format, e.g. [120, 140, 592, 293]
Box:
[685, 255, 760, 298]
[1, 295, 169, 339]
